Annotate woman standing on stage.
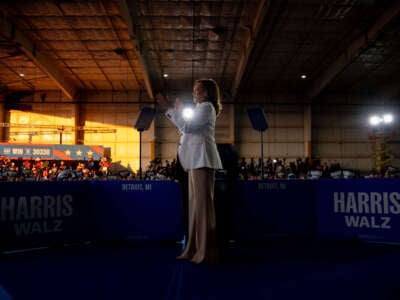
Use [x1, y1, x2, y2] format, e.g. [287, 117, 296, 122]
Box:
[157, 78, 223, 264]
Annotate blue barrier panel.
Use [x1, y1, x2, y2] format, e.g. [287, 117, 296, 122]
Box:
[91, 181, 183, 242]
[0, 181, 94, 249]
[4, 178, 399, 250]
[317, 179, 400, 244]
[232, 180, 317, 240]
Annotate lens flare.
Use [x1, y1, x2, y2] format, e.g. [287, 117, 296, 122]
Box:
[182, 107, 194, 120]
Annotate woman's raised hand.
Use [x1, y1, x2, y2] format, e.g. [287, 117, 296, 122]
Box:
[156, 92, 172, 110]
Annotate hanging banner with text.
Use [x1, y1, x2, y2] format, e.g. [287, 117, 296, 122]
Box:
[317, 179, 400, 244]
[0, 143, 104, 160]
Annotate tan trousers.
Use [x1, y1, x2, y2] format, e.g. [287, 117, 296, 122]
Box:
[180, 167, 218, 263]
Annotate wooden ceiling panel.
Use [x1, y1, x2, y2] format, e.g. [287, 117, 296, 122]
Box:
[0, 0, 398, 104]
[26, 17, 71, 30]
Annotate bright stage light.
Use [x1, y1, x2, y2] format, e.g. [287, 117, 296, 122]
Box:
[383, 113, 393, 124]
[369, 115, 381, 126]
[369, 113, 394, 126]
[182, 107, 194, 120]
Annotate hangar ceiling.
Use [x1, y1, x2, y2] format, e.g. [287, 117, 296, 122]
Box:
[0, 0, 399, 104]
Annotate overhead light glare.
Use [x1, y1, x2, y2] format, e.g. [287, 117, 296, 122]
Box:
[369, 115, 381, 126]
[301, 74, 307, 79]
[383, 113, 393, 124]
[163, 73, 168, 78]
[369, 113, 394, 126]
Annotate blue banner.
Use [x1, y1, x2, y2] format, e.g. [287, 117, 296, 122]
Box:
[0, 181, 94, 249]
[2, 178, 400, 251]
[232, 180, 317, 240]
[0, 144, 53, 159]
[0, 180, 183, 250]
[91, 181, 183, 242]
[0, 143, 104, 160]
[317, 179, 400, 244]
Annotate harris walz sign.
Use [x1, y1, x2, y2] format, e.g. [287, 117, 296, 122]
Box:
[0, 181, 93, 249]
[317, 179, 400, 244]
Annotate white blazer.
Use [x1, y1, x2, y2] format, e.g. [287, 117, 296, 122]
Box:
[166, 102, 223, 171]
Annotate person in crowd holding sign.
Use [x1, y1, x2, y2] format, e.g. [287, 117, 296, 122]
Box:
[156, 78, 223, 264]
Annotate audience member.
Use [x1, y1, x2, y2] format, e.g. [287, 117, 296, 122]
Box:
[0, 154, 397, 181]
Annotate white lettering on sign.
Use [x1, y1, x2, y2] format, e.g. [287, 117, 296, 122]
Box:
[12, 148, 23, 155]
[0, 194, 74, 236]
[258, 182, 287, 191]
[32, 148, 51, 156]
[333, 192, 400, 214]
[344, 215, 391, 229]
[0, 195, 73, 221]
[14, 219, 63, 235]
[332, 192, 400, 230]
[122, 183, 152, 191]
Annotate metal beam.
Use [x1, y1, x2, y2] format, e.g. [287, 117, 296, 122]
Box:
[0, 13, 78, 100]
[230, 0, 270, 101]
[118, 0, 155, 100]
[306, 2, 400, 100]
[374, 75, 400, 102]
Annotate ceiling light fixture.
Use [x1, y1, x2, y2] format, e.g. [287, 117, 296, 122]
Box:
[163, 73, 168, 78]
[301, 74, 307, 79]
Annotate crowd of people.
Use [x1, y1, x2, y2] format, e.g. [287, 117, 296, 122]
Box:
[140, 155, 399, 181]
[0, 156, 112, 182]
[1, 155, 398, 182]
[238, 156, 398, 179]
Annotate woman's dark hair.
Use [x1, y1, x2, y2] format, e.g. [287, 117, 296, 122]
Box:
[195, 78, 222, 115]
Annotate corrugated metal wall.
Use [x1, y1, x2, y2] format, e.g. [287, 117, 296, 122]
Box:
[235, 104, 306, 163]
[312, 104, 400, 174]
[82, 103, 147, 172]
[2, 96, 399, 175]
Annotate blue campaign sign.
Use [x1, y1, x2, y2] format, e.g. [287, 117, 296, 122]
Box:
[317, 179, 400, 244]
[0, 180, 183, 250]
[91, 181, 183, 242]
[232, 180, 317, 240]
[0, 181, 94, 249]
[0, 143, 53, 159]
[0, 143, 104, 160]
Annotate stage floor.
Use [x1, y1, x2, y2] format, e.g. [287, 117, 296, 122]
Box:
[1, 240, 400, 300]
